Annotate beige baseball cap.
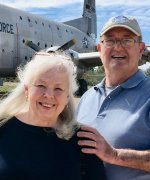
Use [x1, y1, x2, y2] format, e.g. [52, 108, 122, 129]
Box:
[100, 16, 142, 38]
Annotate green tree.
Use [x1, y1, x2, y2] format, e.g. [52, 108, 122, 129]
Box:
[145, 67, 150, 77]
[83, 67, 105, 86]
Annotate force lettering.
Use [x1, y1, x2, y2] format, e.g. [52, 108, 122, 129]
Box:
[0, 21, 14, 34]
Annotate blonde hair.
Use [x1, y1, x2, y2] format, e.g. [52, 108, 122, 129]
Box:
[0, 51, 79, 139]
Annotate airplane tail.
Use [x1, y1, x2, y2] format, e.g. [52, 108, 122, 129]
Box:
[64, 0, 97, 39]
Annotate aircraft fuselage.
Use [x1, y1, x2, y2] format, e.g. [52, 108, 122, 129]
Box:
[0, 4, 96, 76]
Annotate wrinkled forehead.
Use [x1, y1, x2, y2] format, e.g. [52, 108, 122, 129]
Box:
[30, 71, 69, 89]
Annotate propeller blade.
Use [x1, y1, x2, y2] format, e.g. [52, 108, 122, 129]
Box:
[57, 38, 76, 51]
[25, 40, 42, 52]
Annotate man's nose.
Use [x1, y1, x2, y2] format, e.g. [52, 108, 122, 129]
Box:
[114, 40, 124, 49]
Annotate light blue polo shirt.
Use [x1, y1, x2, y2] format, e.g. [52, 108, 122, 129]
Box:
[76, 70, 150, 180]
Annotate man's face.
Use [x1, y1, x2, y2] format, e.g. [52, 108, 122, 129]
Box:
[98, 27, 145, 76]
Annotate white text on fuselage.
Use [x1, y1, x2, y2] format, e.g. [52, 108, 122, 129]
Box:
[0, 21, 14, 34]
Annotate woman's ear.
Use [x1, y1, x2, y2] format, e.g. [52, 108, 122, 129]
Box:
[66, 95, 69, 105]
[97, 43, 101, 52]
[24, 84, 28, 92]
[24, 85, 28, 100]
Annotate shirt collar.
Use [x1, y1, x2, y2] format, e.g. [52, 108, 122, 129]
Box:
[121, 70, 146, 89]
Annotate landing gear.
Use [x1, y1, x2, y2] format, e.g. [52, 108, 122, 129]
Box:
[75, 79, 88, 96]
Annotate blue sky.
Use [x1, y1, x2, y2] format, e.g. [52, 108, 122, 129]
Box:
[0, 0, 149, 45]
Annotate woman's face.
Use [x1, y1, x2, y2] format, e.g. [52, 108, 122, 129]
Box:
[25, 68, 69, 127]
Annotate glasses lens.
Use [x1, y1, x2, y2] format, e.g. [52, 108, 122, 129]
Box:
[122, 39, 134, 47]
[102, 38, 136, 48]
[105, 39, 115, 47]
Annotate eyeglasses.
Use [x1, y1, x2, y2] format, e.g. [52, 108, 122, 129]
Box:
[101, 38, 140, 48]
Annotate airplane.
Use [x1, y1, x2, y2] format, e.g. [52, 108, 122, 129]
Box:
[0, 0, 101, 95]
[0, 0, 150, 95]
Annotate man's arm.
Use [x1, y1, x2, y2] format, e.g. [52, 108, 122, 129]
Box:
[112, 148, 150, 172]
[77, 125, 150, 172]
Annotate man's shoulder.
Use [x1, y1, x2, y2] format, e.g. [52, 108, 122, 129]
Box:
[139, 75, 150, 91]
[83, 82, 102, 96]
[80, 85, 99, 101]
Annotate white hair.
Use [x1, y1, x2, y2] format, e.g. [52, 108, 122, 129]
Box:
[0, 51, 79, 139]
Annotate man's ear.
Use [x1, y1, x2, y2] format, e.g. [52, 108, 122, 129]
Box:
[140, 42, 145, 53]
[97, 43, 101, 52]
[139, 42, 146, 60]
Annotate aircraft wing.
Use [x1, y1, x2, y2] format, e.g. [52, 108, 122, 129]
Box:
[77, 52, 102, 67]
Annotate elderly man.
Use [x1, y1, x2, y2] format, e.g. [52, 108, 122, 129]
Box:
[77, 16, 150, 180]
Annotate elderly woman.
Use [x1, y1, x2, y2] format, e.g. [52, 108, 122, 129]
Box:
[0, 52, 106, 180]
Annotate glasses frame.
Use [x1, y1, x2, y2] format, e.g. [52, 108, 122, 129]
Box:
[101, 38, 140, 48]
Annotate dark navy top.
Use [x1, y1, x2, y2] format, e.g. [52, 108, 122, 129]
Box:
[0, 117, 106, 180]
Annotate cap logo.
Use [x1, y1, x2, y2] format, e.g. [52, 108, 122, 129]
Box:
[112, 16, 129, 23]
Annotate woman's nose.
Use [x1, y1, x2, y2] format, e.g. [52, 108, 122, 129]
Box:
[43, 89, 54, 98]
